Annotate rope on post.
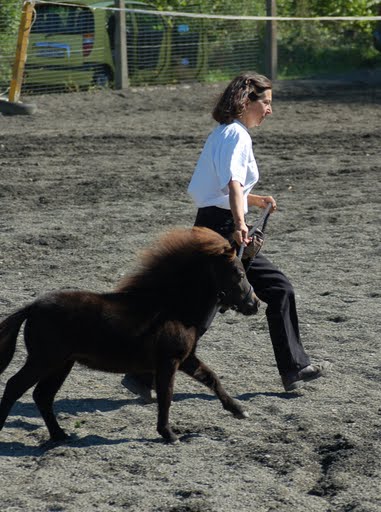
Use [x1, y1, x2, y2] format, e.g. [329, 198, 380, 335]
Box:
[0, 1, 37, 115]
[9, 0, 35, 104]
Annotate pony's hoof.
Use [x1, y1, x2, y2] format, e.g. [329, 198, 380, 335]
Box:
[234, 410, 249, 419]
[164, 434, 179, 444]
[50, 430, 69, 442]
[160, 431, 179, 444]
[121, 375, 155, 404]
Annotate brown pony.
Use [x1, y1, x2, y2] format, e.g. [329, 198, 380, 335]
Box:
[0, 227, 259, 443]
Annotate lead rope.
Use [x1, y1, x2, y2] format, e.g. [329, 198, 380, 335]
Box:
[237, 202, 273, 263]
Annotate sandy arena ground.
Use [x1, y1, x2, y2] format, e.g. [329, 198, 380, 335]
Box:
[0, 72, 380, 512]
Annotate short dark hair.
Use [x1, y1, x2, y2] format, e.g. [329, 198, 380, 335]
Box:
[212, 72, 272, 125]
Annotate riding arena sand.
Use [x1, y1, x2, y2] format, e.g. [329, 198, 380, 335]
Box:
[0, 70, 380, 512]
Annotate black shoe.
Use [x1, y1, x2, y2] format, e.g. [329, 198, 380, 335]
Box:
[281, 362, 330, 392]
[121, 375, 155, 404]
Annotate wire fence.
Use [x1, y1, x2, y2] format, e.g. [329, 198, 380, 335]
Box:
[0, 1, 380, 96]
[23, 2, 263, 93]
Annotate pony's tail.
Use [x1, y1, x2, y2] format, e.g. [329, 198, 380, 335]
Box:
[0, 306, 31, 375]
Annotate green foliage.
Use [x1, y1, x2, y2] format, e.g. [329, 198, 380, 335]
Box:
[154, 0, 378, 17]
[0, 0, 23, 88]
[154, 0, 380, 79]
[276, 0, 377, 17]
[0, 1, 22, 27]
[276, 0, 380, 78]
[154, 0, 264, 15]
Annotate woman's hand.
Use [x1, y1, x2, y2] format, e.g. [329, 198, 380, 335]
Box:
[233, 221, 251, 246]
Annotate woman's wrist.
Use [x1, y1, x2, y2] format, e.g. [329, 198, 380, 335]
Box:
[234, 220, 246, 230]
[248, 194, 262, 207]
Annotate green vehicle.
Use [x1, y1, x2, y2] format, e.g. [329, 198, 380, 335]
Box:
[24, 0, 172, 89]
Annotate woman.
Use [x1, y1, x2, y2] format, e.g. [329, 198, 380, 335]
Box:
[187, 72, 328, 392]
[122, 72, 327, 401]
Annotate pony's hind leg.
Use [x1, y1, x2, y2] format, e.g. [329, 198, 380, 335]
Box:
[32, 361, 74, 441]
[0, 358, 42, 432]
[180, 354, 248, 419]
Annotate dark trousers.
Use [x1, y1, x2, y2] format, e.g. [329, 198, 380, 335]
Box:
[194, 206, 310, 375]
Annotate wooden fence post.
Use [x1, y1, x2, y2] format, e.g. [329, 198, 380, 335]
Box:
[114, 0, 128, 89]
[9, 0, 35, 103]
[265, 0, 277, 80]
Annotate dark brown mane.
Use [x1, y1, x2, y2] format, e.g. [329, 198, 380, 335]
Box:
[115, 227, 235, 292]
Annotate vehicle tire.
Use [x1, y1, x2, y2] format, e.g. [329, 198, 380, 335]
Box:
[92, 67, 112, 88]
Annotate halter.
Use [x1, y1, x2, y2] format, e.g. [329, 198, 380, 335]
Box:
[217, 282, 255, 312]
[213, 258, 255, 313]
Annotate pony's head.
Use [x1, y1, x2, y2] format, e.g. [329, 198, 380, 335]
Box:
[189, 227, 260, 316]
[117, 227, 259, 316]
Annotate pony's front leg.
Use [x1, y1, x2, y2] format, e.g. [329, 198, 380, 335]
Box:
[180, 354, 248, 419]
[155, 358, 179, 443]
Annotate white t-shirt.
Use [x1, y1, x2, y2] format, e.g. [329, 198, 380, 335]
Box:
[188, 120, 259, 213]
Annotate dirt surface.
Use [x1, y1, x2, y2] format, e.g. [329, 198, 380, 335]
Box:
[0, 74, 380, 512]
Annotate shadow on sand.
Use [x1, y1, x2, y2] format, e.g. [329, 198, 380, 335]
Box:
[0, 391, 299, 456]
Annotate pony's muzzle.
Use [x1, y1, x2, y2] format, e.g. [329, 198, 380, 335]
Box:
[240, 292, 260, 316]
